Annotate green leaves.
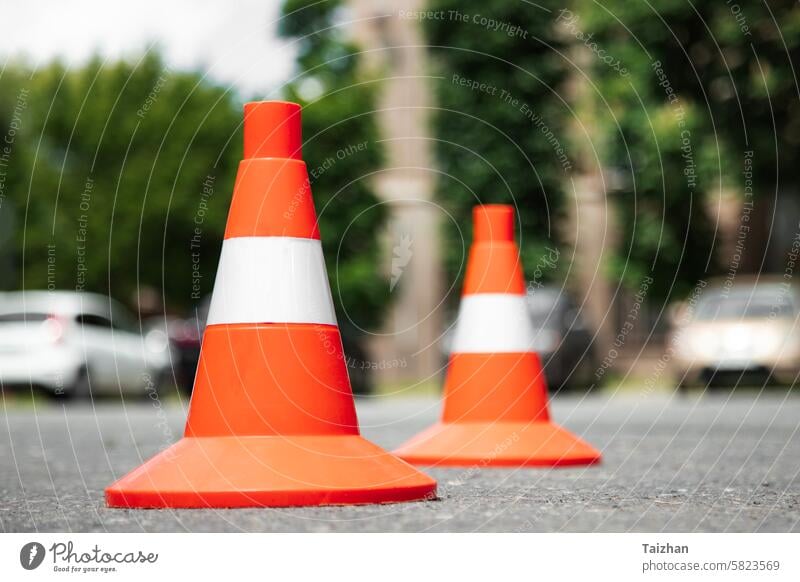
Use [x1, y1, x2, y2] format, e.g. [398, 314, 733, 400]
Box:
[580, 0, 788, 300]
[0, 52, 241, 311]
[426, 0, 569, 291]
[279, 0, 387, 331]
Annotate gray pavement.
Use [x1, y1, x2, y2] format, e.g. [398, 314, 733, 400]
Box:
[1, 391, 799, 532]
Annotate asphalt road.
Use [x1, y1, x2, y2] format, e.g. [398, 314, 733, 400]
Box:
[2, 391, 799, 532]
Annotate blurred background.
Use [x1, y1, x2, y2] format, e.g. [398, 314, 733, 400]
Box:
[1, 0, 799, 400]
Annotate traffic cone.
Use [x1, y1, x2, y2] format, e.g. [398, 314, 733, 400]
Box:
[395, 205, 601, 467]
[106, 101, 436, 508]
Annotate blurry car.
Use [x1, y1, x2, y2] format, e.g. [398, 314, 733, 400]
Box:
[144, 297, 208, 395]
[143, 315, 202, 395]
[0, 291, 172, 398]
[527, 286, 597, 391]
[442, 285, 597, 391]
[670, 278, 800, 388]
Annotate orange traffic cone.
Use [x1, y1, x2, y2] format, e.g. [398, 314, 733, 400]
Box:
[106, 101, 436, 508]
[395, 205, 601, 467]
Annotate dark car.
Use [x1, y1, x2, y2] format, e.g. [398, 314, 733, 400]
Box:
[142, 313, 203, 396]
[527, 286, 597, 391]
[442, 285, 597, 391]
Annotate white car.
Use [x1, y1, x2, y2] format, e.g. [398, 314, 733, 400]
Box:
[0, 291, 172, 398]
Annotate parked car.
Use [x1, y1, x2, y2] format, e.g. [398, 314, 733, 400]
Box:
[0, 291, 172, 398]
[442, 285, 597, 391]
[144, 303, 206, 396]
[671, 278, 800, 388]
[527, 286, 597, 391]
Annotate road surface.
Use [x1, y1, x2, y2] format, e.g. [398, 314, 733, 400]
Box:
[2, 391, 799, 532]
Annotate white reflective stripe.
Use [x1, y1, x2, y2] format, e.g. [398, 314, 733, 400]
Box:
[206, 237, 337, 326]
[450, 293, 535, 353]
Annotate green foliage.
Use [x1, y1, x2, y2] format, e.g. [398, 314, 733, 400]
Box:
[581, 0, 800, 298]
[279, 0, 387, 331]
[0, 5, 387, 331]
[0, 53, 241, 311]
[424, 0, 800, 301]
[424, 0, 571, 290]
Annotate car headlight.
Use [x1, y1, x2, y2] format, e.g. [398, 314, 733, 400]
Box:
[751, 326, 794, 359]
[145, 329, 170, 353]
[674, 327, 717, 359]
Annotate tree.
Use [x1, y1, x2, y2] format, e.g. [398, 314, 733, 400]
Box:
[0, 53, 242, 313]
[279, 0, 388, 332]
[423, 0, 572, 290]
[581, 0, 800, 298]
[1, 26, 389, 332]
[422, 0, 800, 303]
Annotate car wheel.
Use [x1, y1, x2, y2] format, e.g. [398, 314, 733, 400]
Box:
[58, 367, 91, 400]
[575, 354, 598, 391]
[676, 374, 694, 395]
[152, 369, 183, 401]
[559, 355, 593, 392]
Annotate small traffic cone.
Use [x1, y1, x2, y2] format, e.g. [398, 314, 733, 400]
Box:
[395, 205, 601, 467]
[106, 101, 436, 508]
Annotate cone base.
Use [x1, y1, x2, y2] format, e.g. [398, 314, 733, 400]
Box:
[106, 435, 436, 508]
[394, 420, 601, 468]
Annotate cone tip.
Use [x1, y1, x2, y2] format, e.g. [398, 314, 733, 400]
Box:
[473, 204, 515, 243]
[243, 101, 302, 160]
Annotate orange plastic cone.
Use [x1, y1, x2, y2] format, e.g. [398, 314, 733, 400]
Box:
[106, 101, 436, 508]
[395, 205, 601, 467]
